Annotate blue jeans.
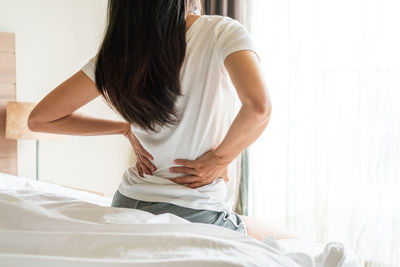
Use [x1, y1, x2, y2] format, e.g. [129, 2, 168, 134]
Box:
[111, 190, 247, 234]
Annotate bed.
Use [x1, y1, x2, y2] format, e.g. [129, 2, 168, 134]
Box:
[0, 172, 361, 267]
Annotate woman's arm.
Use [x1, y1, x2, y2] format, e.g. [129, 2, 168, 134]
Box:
[214, 50, 271, 164]
[27, 70, 130, 136]
[28, 69, 156, 175]
[170, 50, 271, 188]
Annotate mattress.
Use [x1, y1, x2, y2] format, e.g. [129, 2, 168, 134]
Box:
[0, 172, 360, 267]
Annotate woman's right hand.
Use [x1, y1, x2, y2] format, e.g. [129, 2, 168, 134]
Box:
[122, 125, 156, 177]
[169, 149, 230, 188]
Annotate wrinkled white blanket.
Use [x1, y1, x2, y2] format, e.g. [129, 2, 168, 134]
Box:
[0, 173, 360, 267]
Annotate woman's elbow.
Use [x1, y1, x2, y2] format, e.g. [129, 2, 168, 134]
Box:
[27, 112, 45, 132]
[252, 101, 272, 121]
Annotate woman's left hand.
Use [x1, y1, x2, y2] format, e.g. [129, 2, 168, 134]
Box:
[169, 149, 230, 188]
[121, 122, 156, 177]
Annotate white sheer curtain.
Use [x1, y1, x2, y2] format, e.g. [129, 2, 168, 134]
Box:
[245, 0, 400, 266]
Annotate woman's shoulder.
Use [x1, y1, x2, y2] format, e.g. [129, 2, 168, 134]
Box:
[196, 15, 258, 63]
[199, 14, 240, 27]
[195, 15, 246, 40]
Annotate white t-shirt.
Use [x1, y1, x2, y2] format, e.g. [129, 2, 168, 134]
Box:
[81, 15, 259, 212]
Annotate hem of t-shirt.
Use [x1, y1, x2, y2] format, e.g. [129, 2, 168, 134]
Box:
[221, 47, 261, 63]
[117, 184, 233, 213]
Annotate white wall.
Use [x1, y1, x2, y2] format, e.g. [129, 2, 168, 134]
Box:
[0, 0, 135, 197]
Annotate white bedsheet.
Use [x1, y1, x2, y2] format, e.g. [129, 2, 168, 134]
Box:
[0, 173, 360, 267]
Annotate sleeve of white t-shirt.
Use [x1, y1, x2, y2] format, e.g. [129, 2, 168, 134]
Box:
[81, 54, 97, 82]
[215, 17, 260, 63]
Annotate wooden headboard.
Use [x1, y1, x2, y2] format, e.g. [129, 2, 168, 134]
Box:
[0, 32, 17, 175]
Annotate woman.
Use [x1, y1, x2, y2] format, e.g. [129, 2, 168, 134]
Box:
[28, 0, 296, 241]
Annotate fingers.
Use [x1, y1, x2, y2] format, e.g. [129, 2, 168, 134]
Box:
[128, 131, 155, 177]
[169, 166, 196, 175]
[136, 148, 155, 174]
[129, 132, 154, 161]
[185, 182, 206, 189]
[134, 147, 156, 175]
[171, 153, 227, 188]
[139, 147, 154, 161]
[132, 137, 154, 160]
[170, 175, 200, 185]
[136, 153, 154, 177]
[136, 160, 152, 176]
[136, 162, 144, 177]
[173, 159, 196, 168]
[141, 162, 153, 175]
[127, 129, 154, 160]
[185, 179, 213, 189]
[140, 154, 156, 172]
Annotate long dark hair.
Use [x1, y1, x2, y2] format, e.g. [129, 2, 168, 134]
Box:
[95, 0, 202, 132]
